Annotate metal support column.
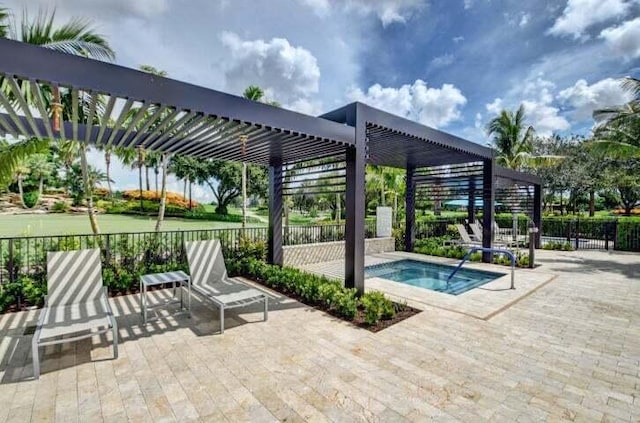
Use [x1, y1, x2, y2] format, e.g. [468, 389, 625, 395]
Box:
[482, 159, 495, 263]
[344, 107, 366, 294]
[405, 165, 416, 252]
[468, 177, 476, 223]
[268, 161, 283, 266]
[533, 183, 542, 249]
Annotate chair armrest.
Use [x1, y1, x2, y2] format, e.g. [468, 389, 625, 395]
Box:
[101, 287, 116, 319]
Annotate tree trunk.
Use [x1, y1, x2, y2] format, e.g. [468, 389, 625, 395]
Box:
[80, 146, 100, 234]
[138, 164, 144, 212]
[155, 167, 159, 194]
[589, 190, 595, 217]
[189, 180, 192, 210]
[105, 151, 113, 198]
[183, 179, 187, 200]
[155, 154, 169, 232]
[241, 162, 247, 232]
[336, 192, 341, 223]
[38, 177, 44, 205]
[145, 165, 150, 191]
[17, 176, 26, 209]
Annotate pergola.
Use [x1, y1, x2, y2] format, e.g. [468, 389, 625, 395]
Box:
[0, 39, 541, 294]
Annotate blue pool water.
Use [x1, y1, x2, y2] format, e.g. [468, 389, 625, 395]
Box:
[365, 259, 504, 295]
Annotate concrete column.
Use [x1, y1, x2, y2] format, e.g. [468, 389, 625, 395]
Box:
[267, 162, 283, 266]
[405, 165, 416, 252]
[482, 159, 495, 263]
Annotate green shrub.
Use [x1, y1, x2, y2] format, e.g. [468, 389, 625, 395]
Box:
[362, 291, 395, 325]
[51, 201, 70, 213]
[542, 241, 573, 251]
[0, 283, 19, 313]
[23, 191, 39, 208]
[20, 275, 46, 307]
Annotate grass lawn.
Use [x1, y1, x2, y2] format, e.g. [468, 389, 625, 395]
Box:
[0, 213, 263, 237]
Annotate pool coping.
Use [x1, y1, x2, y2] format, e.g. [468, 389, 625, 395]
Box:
[362, 252, 558, 320]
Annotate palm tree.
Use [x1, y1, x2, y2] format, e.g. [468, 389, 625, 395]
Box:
[0, 138, 49, 190]
[134, 147, 146, 212]
[0, 7, 9, 38]
[486, 105, 535, 170]
[27, 153, 53, 203]
[592, 77, 640, 159]
[1, 7, 115, 234]
[103, 145, 114, 197]
[154, 153, 170, 232]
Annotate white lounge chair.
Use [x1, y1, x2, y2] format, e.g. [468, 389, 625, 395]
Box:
[449, 224, 508, 249]
[185, 240, 268, 334]
[469, 222, 484, 242]
[32, 249, 118, 379]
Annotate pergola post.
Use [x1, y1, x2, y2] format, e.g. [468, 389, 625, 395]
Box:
[267, 161, 283, 266]
[344, 109, 366, 294]
[468, 176, 476, 223]
[533, 183, 542, 248]
[482, 159, 495, 263]
[405, 165, 416, 252]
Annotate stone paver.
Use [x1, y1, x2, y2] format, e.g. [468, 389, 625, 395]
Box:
[0, 250, 638, 422]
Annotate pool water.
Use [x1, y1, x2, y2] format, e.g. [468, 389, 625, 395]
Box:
[365, 259, 504, 295]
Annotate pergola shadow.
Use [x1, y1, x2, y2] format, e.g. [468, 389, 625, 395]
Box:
[0, 287, 307, 384]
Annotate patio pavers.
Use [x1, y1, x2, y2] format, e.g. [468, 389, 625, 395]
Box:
[0, 250, 638, 422]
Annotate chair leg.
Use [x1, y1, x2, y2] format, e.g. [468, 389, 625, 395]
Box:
[112, 321, 118, 359]
[220, 306, 224, 334]
[32, 338, 40, 379]
[264, 296, 268, 322]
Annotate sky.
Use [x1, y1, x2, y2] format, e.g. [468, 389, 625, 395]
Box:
[5, 0, 640, 202]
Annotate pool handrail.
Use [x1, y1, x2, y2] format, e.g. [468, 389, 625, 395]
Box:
[446, 247, 515, 290]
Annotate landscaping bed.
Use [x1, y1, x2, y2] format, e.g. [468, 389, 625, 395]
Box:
[227, 257, 420, 332]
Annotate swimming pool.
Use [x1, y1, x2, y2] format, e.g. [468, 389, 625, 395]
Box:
[365, 259, 505, 295]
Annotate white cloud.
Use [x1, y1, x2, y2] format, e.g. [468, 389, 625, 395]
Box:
[347, 80, 467, 128]
[547, 0, 633, 39]
[519, 13, 530, 28]
[600, 17, 640, 59]
[300, 0, 426, 26]
[486, 78, 571, 136]
[429, 53, 455, 69]
[285, 98, 324, 115]
[453, 36, 465, 43]
[463, 0, 474, 10]
[485, 98, 503, 115]
[521, 100, 570, 136]
[220, 32, 321, 105]
[558, 77, 633, 119]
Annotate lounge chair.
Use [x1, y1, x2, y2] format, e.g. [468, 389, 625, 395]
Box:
[32, 249, 118, 379]
[469, 222, 483, 242]
[185, 240, 268, 334]
[448, 224, 508, 249]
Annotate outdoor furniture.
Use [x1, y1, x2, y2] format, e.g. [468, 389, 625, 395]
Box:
[448, 224, 509, 249]
[139, 271, 191, 324]
[32, 249, 118, 379]
[185, 240, 268, 334]
[469, 222, 483, 242]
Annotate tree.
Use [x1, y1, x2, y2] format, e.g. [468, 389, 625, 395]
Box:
[1, 7, 115, 233]
[0, 138, 49, 190]
[155, 153, 170, 232]
[486, 104, 535, 170]
[26, 153, 53, 203]
[195, 160, 267, 215]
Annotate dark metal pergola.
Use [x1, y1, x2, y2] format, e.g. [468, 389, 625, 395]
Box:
[0, 39, 542, 295]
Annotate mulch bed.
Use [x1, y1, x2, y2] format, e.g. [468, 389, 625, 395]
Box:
[241, 276, 421, 333]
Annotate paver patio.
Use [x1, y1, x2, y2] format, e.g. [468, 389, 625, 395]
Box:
[0, 249, 638, 422]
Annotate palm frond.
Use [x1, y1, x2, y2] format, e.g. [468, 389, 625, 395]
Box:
[588, 139, 640, 160]
[0, 137, 50, 187]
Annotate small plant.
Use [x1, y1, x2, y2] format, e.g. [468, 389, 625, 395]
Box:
[51, 200, 70, 213]
[361, 291, 396, 325]
[19, 275, 46, 307]
[23, 191, 39, 208]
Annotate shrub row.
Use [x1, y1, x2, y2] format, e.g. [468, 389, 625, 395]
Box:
[227, 257, 398, 326]
[413, 236, 531, 267]
[122, 190, 198, 208]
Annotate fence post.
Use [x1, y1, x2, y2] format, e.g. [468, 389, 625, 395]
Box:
[613, 220, 619, 251]
[7, 239, 14, 284]
[604, 222, 609, 251]
[574, 219, 580, 250]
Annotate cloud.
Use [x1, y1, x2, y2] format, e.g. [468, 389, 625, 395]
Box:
[486, 78, 570, 136]
[485, 98, 503, 115]
[547, 0, 633, 39]
[429, 53, 455, 69]
[285, 98, 324, 115]
[220, 32, 321, 105]
[519, 13, 530, 28]
[600, 17, 640, 59]
[452, 36, 465, 43]
[299, 0, 426, 26]
[463, 0, 474, 9]
[347, 80, 467, 128]
[558, 77, 633, 119]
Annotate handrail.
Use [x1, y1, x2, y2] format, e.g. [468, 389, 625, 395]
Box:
[447, 247, 515, 290]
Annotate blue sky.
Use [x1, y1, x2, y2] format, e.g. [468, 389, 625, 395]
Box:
[6, 0, 640, 201]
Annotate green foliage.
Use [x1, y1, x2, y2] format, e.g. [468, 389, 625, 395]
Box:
[22, 190, 39, 208]
[228, 257, 395, 324]
[542, 241, 573, 251]
[0, 283, 18, 313]
[19, 275, 46, 307]
[361, 291, 396, 325]
[51, 201, 70, 213]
